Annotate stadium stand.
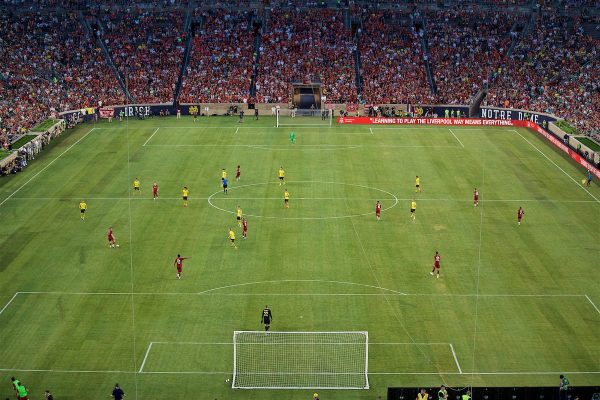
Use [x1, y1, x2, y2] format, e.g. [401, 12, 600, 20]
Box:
[179, 9, 256, 104]
[255, 8, 357, 103]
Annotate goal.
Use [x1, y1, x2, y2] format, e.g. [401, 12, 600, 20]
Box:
[232, 331, 369, 389]
[276, 108, 333, 127]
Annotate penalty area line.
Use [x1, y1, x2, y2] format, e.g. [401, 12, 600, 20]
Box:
[585, 295, 600, 316]
[0, 127, 96, 208]
[448, 129, 465, 148]
[142, 128, 160, 146]
[0, 292, 20, 316]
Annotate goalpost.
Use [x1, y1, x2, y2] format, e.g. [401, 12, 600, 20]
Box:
[232, 331, 369, 389]
[276, 108, 333, 128]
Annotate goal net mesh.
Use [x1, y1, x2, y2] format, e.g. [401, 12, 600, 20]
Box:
[232, 331, 369, 389]
[276, 108, 333, 127]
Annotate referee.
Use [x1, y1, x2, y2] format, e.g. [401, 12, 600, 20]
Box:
[261, 305, 272, 331]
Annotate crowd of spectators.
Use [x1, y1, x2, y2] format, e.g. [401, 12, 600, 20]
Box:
[256, 8, 357, 103]
[484, 13, 599, 135]
[358, 11, 434, 105]
[179, 10, 255, 104]
[0, 11, 123, 145]
[98, 10, 186, 103]
[426, 8, 523, 104]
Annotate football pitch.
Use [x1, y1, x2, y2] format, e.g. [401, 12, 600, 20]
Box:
[0, 116, 598, 399]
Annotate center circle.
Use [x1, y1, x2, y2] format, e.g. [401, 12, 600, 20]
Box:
[207, 181, 398, 220]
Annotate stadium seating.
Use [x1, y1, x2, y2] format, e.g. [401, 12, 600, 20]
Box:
[99, 10, 186, 103]
[179, 10, 255, 104]
[358, 10, 434, 105]
[255, 8, 357, 103]
[484, 13, 599, 135]
[0, 4, 598, 144]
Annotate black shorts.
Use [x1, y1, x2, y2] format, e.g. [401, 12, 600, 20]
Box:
[263, 318, 271, 325]
[80, 209, 85, 213]
[411, 208, 415, 213]
[237, 216, 241, 220]
[284, 199, 289, 203]
[183, 196, 188, 200]
[230, 238, 235, 243]
[415, 185, 420, 188]
[279, 176, 284, 180]
[134, 187, 140, 191]
[223, 184, 228, 189]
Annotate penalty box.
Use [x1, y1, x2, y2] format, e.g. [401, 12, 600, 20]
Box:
[0, 292, 598, 374]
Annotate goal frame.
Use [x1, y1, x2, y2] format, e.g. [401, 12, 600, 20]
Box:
[276, 108, 333, 128]
[232, 330, 369, 390]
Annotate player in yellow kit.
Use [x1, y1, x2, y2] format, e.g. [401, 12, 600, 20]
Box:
[236, 206, 243, 227]
[278, 166, 285, 185]
[182, 186, 189, 207]
[79, 200, 87, 220]
[133, 178, 141, 193]
[284, 189, 290, 208]
[228, 228, 237, 248]
[415, 175, 421, 193]
[411, 199, 417, 220]
[221, 168, 227, 182]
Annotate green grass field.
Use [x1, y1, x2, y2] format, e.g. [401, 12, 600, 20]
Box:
[0, 116, 598, 400]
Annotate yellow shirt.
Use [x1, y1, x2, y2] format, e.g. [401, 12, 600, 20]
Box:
[133, 180, 140, 188]
[411, 201, 417, 209]
[237, 208, 242, 218]
[229, 230, 235, 240]
[284, 191, 290, 200]
[222, 170, 227, 179]
[417, 393, 429, 400]
[182, 189, 189, 197]
[79, 202, 87, 210]
[415, 178, 420, 186]
[279, 168, 285, 178]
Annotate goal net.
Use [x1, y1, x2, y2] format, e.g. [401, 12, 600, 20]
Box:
[232, 331, 369, 389]
[276, 108, 333, 127]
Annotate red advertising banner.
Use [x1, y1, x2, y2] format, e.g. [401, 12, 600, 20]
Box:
[99, 107, 114, 118]
[337, 117, 519, 126]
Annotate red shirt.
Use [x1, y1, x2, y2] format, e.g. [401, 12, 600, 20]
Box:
[236, 167, 241, 177]
[175, 257, 184, 268]
[242, 220, 248, 230]
[518, 209, 524, 218]
[375, 203, 381, 213]
[153, 184, 158, 193]
[474, 190, 479, 199]
[107, 229, 114, 239]
[434, 254, 441, 265]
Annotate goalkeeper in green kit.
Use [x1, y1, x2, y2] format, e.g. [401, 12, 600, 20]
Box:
[289, 131, 295, 144]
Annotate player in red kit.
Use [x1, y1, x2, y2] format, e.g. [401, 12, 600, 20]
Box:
[107, 227, 119, 248]
[152, 182, 158, 200]
[375, 201, 381, 220]
[517, 207, 525, 225]
[236, 165, 241, 181]
[242, 218, 248, 239]
[473, 188, 479, 207]
[174, 254, 190, 279]
[430, 251, 441, 278]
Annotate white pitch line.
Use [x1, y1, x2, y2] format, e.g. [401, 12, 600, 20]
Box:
[512, 130, 599, 203]
[449, 344, 462, 374]
[0, 127, 95, 207]
[138, 342, 154, 373]
[585, 295, 600, 316]
[0, 292, 19, 315]
[13, 291, 586, 298]
[142, 128, 159, 146]
[0, 368, 597, 376]
[449, 128, 465, 148]
[7, 197, 598, 204]
[369, 127, 373, 135]
[235, 127, 239, 134]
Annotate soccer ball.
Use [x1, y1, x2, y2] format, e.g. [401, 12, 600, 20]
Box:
[116, 244, 120, 248]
